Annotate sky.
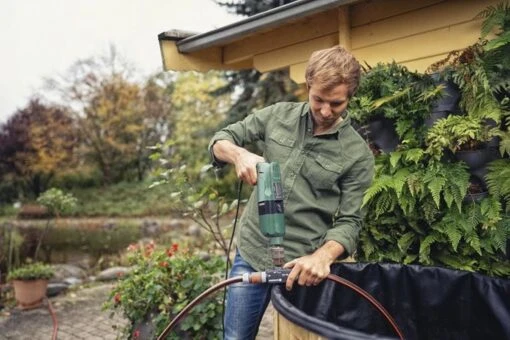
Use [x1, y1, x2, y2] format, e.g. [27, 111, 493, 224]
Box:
[0, 0, 241, 123]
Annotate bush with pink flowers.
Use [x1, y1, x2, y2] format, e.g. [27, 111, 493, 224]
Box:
[104, 241, 225, 339]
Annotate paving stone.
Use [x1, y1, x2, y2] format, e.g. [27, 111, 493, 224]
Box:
[0, 282, 274, 340]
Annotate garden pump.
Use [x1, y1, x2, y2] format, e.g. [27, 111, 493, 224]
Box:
[256, 162, 285, 267]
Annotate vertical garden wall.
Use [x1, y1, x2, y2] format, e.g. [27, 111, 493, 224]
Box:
[351, 3, 510, 277]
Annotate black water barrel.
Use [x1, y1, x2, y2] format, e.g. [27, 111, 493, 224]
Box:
[271, 262, 510, 340]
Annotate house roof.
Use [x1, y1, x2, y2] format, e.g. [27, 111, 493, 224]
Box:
[158, 0, 361, 53]
[157, 0, 495, 83]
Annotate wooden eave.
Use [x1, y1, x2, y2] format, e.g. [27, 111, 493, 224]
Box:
[158, 0, 498, 83]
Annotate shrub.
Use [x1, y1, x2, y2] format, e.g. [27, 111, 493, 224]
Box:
[104, 242, 226, 339]
[7, 262, 54, 281]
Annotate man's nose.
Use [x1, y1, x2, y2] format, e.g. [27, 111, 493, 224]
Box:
[320, 103, 332, 117]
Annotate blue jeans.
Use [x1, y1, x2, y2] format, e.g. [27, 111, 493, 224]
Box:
[224, 251, 272, 340]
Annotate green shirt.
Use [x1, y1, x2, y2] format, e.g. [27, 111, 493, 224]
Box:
[209, 102, 374, 271]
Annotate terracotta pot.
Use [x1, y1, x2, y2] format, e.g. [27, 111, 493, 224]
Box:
[12, 279, 48, 310]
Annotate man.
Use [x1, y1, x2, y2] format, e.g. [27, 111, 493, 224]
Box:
[208, 45, 374, 339]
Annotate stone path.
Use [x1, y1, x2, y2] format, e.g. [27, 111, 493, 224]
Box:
[0, 284, 127, 340]
[0, 283, 274, 340]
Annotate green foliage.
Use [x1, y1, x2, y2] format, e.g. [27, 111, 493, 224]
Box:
[36, 188, 77, 217]
[150, 159, 242, 257]
[68, 181, 177, 217]
[6, 262, 54, 281]
[104, 242, 225, 339]
[486, 159, 510, 212]
[350, 62, 442, 148]
[357, 8, 510, 275]
[425, 115, 499, 157]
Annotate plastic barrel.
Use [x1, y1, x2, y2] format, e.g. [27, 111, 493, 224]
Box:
[271, 262, 510, 340]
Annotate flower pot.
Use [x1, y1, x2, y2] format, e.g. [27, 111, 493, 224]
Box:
[366, 117, 399, 153]
[463, 190, 489, 203]
[12, 279, 48, 310]
[431, 75, 460, 113]
[455, 147, 500, 171]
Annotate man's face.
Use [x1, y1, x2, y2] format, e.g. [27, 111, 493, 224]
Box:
[308, 83, 350, 131]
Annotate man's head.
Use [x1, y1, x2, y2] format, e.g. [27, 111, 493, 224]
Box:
[305, 45, 361, 98]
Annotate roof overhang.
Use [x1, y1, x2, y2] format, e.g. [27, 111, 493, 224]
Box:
[158, 0, 493, 84]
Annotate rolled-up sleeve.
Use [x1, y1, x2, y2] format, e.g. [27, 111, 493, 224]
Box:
[207, 105, 274, 167]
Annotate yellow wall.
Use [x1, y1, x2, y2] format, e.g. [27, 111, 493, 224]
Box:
[162, 0, 500, 83]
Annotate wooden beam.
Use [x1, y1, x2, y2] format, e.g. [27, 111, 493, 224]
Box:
[352, 20, 481, 68]
[351, 0, 498, 50]
[289, 62, 307, 84]
[223, 10, 338, 65]
[159, 40, 251, 71]
[350, 0, 443, 27]
[253, 34, 338, 73]
[338, 6, 351, 50]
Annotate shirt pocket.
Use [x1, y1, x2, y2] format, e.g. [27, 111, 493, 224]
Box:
[303, 154, 344, 190]
[265, 131, 295, 162]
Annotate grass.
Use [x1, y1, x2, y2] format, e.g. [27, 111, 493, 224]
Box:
[0, 181, 180, 218]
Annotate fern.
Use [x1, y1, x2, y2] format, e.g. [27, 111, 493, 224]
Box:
[397, 232, 417, 253]
[486, 159, 510, 211]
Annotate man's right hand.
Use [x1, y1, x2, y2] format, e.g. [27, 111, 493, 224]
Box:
[212, 140, 265, 185]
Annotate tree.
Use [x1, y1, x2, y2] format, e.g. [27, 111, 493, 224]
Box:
[45, 46, 173, 183]
[0, 99, 77, 199]
[214, 0, 301, 125]
[215, 0, 297, 17]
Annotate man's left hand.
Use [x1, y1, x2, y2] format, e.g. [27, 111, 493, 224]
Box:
[282, 240, 345, 291]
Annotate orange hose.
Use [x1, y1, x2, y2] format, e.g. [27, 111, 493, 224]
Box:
[45, 297, 58, 340]
[326, 273, 404, 340]
[157, 273, 405, 340]
[157, 276, 243, 340]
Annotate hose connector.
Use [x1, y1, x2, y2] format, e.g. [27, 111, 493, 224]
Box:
[242, 268, 291, 284]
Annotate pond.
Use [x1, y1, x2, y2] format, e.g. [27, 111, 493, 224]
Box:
[0, 217, 192, 278]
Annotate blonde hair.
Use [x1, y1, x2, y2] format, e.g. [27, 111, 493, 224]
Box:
[305, 45, 361, 97]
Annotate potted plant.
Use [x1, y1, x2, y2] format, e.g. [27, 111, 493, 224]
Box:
[350, 62, 442, 153]
[7, 262, 54, 310]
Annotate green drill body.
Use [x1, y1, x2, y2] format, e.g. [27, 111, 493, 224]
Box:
[256, 162, 285, 267]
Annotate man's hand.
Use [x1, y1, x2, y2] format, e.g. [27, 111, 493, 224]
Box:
[283, 241, 345, 291]
[212, 140, 265, 185]
[233, 150, 265, 185]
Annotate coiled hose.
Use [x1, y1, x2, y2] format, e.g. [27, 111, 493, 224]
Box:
[157, 270, 404, 340]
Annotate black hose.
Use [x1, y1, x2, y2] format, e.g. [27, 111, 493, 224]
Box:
[157, 272, 405, 340]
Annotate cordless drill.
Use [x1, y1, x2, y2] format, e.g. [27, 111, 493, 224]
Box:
[256, 162, 285, 267]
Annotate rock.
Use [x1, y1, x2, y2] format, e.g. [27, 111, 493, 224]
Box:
[51, 264, 87, 282]
[186, 224, 201, 237]
[141, 220, 161, 237]
[198, 251, 211, 261]
[96, 267, 132, 281]
[47, 283, 68, 297]
[63, 277, 83, 287]
[167, 219, 185, 229]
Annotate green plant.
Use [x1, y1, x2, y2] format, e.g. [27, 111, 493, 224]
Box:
[486, 159, 510, 212]
[34, 188, 77, 260]
[350, 62, 443, 148]
[425, 115, 499, 158]
[150, 144, 244, 259]
[104, 242, 225, 339]
[358, 149, 510, 277]
[6, 262, 54, 281]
